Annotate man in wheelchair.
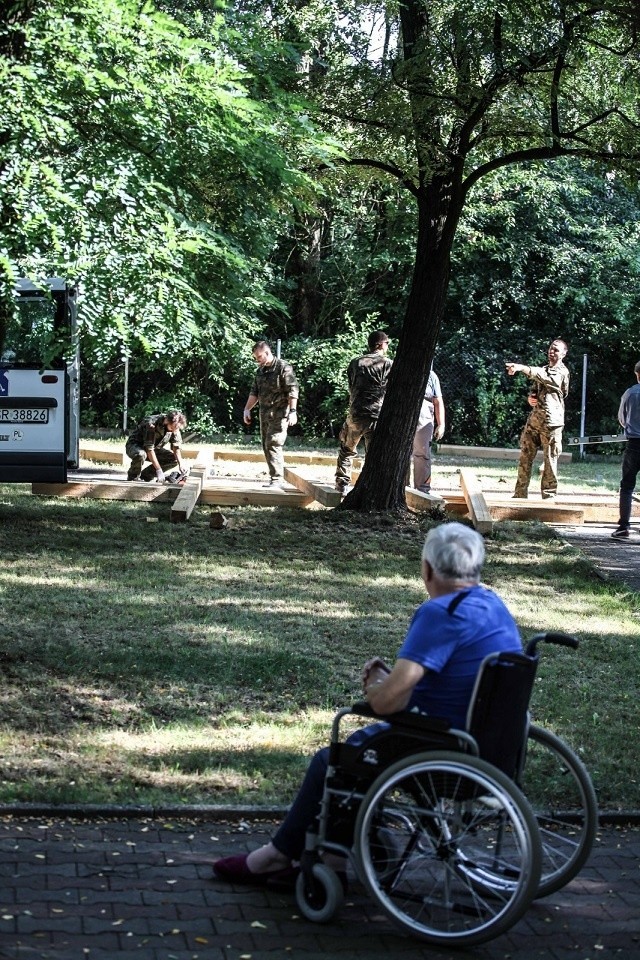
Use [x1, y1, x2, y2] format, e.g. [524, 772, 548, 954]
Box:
[213, 521, 522, 888]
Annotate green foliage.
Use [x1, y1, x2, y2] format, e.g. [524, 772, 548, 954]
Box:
[442, 161, 640, 442]
[284, 316, 393, 436]
[0, 0, 336, 368]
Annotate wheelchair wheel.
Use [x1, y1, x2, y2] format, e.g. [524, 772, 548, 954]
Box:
[295, 863, 344, 924]
[354, 751, 541, 947]
[520, 724, 598, 897]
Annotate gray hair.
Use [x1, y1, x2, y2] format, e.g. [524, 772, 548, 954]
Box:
[421, 522, 485, 582]
[634, 360, 640, 375]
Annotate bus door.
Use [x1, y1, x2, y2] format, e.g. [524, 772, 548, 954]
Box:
[0, 278, 79, 483]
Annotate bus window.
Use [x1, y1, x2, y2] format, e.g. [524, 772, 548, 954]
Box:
[2, 296, 65, 368]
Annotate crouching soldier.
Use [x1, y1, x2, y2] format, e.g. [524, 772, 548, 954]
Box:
[126, 410, 188, 482]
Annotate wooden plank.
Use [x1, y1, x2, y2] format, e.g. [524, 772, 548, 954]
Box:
[78, 443, 125, 465]
[199, 479, 313, 507]
[170, 475, 201, 522]
[405, 487, 445, 512]
[284, 466, 342, 507]
[438, 444, 572, 463]
[487, 500, 584, 524]
[170, 450, 212, 523]
[213, 449, 359, 469]
[78, 442, 206, 466]
[32, 479, 176, 502]
[460, 469, 494, 535]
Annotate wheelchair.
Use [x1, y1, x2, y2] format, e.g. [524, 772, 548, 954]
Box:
[294, 632, 597, 947]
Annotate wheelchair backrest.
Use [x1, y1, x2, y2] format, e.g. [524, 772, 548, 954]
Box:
[466, 651, 539, 778]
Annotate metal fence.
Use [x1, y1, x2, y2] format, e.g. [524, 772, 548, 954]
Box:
[435, 350, 626, 456]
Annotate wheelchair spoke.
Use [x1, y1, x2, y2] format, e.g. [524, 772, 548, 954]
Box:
[355, 752, 541, 947]
[519, 725, 597, 897]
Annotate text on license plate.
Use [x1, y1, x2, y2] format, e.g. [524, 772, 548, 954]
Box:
[0, 408, 50, 424]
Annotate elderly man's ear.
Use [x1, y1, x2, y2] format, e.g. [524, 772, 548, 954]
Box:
[422, 559, 434, 585]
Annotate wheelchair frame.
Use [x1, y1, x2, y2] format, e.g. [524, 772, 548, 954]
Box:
[295, 631, 597, 947]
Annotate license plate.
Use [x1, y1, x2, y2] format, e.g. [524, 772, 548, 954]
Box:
[0, 408, 50, 424]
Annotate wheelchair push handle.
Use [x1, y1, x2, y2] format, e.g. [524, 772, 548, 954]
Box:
[525, 631, 579, 657]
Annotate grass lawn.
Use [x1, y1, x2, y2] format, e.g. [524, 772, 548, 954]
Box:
[0, 447, 638, 811]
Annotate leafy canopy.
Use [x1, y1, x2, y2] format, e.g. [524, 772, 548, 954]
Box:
[0, 0, 339, 369]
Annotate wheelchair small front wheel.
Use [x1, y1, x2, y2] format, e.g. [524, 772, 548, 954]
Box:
[295, 863, 344, 924]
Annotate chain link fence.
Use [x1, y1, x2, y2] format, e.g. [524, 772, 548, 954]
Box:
[435, 349, 626, 454]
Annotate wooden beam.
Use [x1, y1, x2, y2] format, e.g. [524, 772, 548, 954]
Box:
[438, 443, 572, 463]
[78, 442, 207, 466]
[199, 478, 312, 508]
[170, 475, 201, 523]
[78, 443, 125, 465]
[32, 479, 177, 503]
[284, 467, 342, 507]
[170, 450, 212, 523]
[212, 449, 361, 469]
[405, 487, 445, 512]
[487, 500, 584, 524]
[460, 469, 494, 535]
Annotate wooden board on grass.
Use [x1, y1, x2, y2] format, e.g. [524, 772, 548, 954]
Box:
[170, 450, 213, 523]
[488, 500, 584, 524]
[284, 467, 342, 507]
[32, 479, 177, 503]
[405, 487, 445, 512]
[199, 478, 312, 508]
[460, 469, 494, 535]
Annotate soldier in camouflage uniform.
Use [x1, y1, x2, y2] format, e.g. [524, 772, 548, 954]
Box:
[506, 339, 570, 499]
[335, 330, 392, 493]
[126, 410, 187, 482]
[243, 341, 299, 487]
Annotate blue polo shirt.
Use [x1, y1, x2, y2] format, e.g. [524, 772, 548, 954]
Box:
[397, 585, 522, 728]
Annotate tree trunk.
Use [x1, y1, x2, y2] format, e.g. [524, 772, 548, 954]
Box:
[342, 184, 462, 512]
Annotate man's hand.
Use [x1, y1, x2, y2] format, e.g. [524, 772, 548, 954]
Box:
[434, 424, 445, 441]
[243, 408, 252, 425]
[527, 394, 538, 408]
[287, 410, 298, 426]
[155, 468, 165, 483]
[505, 362, 522, 376]
[362, 657, 391, 691]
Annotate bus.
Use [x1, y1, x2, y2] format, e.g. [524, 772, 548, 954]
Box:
[0, 278, 79, 482]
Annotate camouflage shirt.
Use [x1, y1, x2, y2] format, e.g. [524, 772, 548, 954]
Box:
[127, 414, 183, 451]
[250, 358, 299, 413]
[526, 361, 570, 429]
[347, 351, 393, 419]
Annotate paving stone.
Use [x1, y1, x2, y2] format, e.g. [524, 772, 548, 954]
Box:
[0, 817, 638, 959]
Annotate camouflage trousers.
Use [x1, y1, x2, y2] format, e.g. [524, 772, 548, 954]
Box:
[260, 408, 289, 480]
[335, 414, 377, 487]
[514, 422, 564, 498]
[126, 442, 178, 481]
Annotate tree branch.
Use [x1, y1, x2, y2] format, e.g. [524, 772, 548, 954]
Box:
[463, 142, 640, 195]
[317, 157, 419, 196]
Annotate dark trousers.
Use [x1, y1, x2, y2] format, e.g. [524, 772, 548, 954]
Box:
[618, 438, 640, 529]
[271, 723, 386, 860]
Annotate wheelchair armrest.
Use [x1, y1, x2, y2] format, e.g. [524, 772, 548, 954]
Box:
[349, 701, 452, 733]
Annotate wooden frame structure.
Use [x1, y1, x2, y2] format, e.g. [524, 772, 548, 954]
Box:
[29, 441, 629, 531]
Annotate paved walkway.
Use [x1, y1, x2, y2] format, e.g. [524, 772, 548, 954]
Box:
[554, 522, 640, 595]
[0, 815, 638, 960]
